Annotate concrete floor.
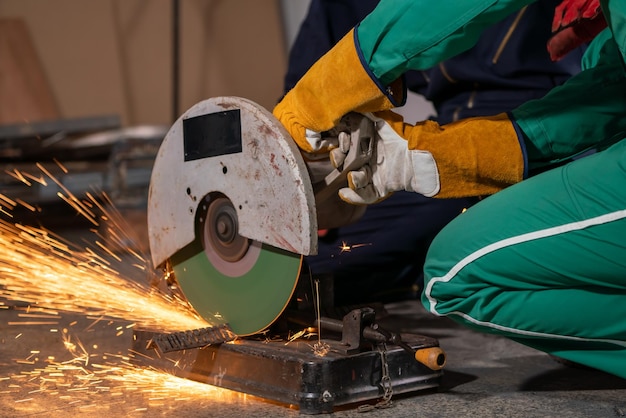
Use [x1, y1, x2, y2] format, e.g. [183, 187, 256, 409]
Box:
[2, 295, 625, 417]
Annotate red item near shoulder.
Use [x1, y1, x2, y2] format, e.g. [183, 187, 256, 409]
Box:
[552, 0, 601, 32]
[548, 0, 606, 61]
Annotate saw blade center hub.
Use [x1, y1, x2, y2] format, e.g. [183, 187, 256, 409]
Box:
[215, 212, 236, 243]
[204, 196, 250, 263]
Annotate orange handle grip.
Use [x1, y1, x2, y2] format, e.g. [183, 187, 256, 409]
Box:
[414, 346, 446, 370]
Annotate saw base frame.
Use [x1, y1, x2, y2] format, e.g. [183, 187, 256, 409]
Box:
[132, 325, 441, 414]
[132, 273, 444, 415]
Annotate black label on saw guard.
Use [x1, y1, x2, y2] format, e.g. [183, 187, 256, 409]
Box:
[183, 109, 242, 161]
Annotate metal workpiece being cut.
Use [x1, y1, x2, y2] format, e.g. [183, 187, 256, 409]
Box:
[142, 96, 445, 413]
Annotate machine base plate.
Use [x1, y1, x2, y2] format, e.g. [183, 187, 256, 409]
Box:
[132, 329, 442, 414]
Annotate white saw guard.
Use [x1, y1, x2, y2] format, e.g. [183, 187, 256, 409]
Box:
[148, 97, 317, 268]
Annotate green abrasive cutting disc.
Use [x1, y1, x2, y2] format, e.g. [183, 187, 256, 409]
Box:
[171, 244, 301, 336]
[170, 197, 302, 336]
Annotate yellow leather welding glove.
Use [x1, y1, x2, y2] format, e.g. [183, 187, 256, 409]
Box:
[336, 111, 525, 204]
[273, 29, 404, 154]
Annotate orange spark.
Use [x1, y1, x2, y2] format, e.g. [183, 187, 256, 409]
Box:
[0, 163, 257, 414]
[339, 240, 372, 253]
[3, 331, 254, 415]
[0, 165, 209, 332]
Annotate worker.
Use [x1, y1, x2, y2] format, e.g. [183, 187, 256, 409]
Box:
[283, 0, 585, 306]
[274, 0, 626, 378]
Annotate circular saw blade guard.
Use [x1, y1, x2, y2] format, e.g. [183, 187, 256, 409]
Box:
[148, 97, 318, 269]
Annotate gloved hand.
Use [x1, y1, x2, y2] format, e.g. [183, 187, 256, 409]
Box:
[336, 111, 525, 205]
[547, 0, 606, 61]
[273, 29, 404, 154]
[334, 114, 439, 204]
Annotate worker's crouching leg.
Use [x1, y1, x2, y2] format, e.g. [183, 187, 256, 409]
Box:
[420, 144, 626, 379]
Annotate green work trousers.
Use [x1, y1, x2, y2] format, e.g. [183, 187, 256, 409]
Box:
[422, 137, 626, 378]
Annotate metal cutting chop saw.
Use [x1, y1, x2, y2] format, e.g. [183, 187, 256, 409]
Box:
[134, 96, 445, 414]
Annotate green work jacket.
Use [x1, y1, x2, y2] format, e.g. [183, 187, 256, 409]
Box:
[357, 0, 626, 170]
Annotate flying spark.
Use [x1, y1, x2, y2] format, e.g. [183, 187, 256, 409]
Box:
[2, 330, 255, 416]
[0, 163, 249, 413]
[339, 240, 372, 253]
[0, 164, 209, 332]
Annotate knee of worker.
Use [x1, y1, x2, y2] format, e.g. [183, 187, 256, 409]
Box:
[420, 221, 492, 317]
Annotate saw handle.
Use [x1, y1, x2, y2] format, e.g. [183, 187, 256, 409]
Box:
[312, 113, 375, 203]
[310, 113, 373, 229]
